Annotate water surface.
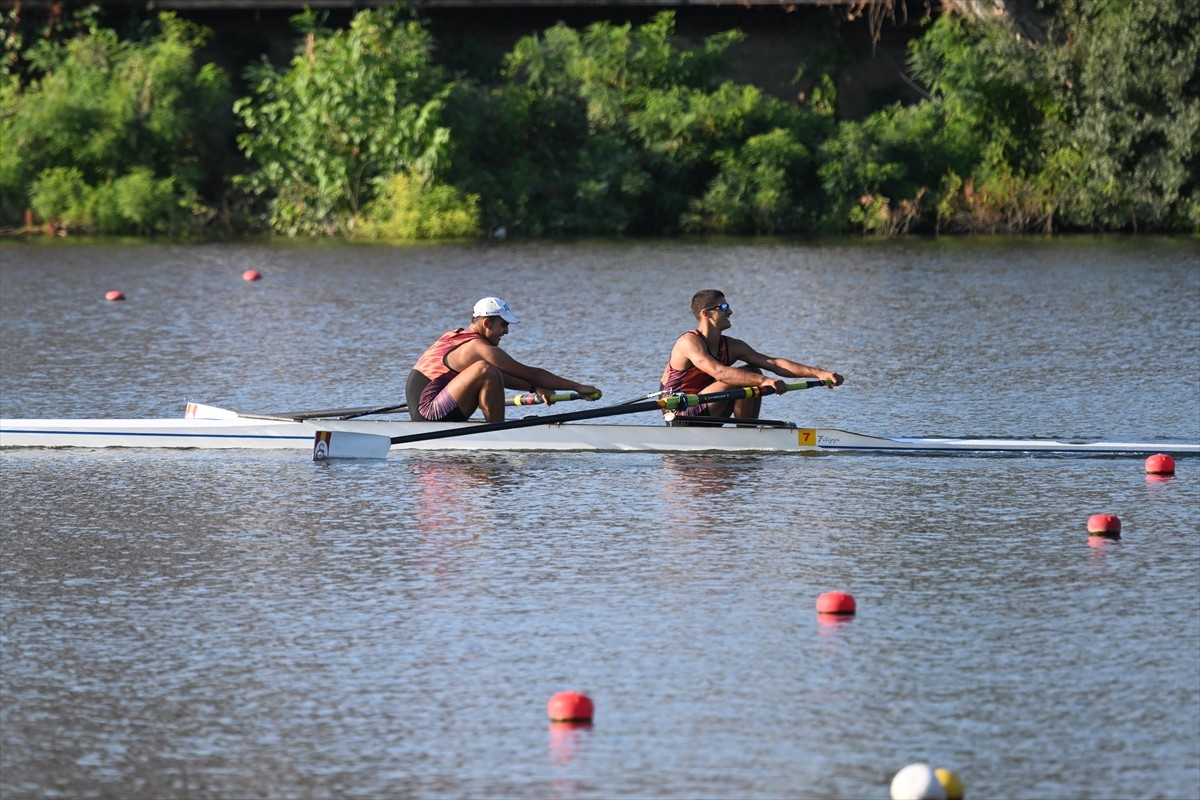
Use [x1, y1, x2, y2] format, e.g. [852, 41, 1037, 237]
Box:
[2, 237, 1198, 799]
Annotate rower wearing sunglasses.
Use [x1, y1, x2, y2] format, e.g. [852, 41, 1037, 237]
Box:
[407, 297, 602, 423]
[659, 289, 844, 426]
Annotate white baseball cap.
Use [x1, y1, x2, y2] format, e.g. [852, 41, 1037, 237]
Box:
[472, 296, 519, 324]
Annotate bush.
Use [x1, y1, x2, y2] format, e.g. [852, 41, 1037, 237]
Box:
[355, 172, 480, 240]
[683, 128, 809, 234]
[820, 3, 1199, 234]
[234, 6, 453, 236]
[1050, 0, 1200, 231]
[28, 167, 88, 229]
[445, 11, 835, 236]
[1, 10, 230, 234]
[6, 1, 1195, 237]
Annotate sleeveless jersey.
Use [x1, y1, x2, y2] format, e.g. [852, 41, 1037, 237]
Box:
[407, 329, 487, 420]
[660, 330, 730, 395]
[413, 329, 485, 381]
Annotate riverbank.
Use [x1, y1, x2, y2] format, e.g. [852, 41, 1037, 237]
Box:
[4, 1, 1195, 238]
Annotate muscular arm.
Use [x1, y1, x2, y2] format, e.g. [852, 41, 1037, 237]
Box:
[671, 333, 773, 389]
[729, 339, 844, 386]
[450, 340, 600, 395]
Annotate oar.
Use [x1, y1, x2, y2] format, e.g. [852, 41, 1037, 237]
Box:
[314, 379, 831, 460]
[233, 403, 408, 422]
[511, 390, 603, 406]
[336, 403, 408, 420]
[244, 392, 597, 423]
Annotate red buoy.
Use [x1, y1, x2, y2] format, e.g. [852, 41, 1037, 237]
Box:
[104, 290, 125, 301]
[1087, 514, 1121, 537]
[816, 591, 857, 615]
[1145, 453, 1175, 475]
[242, 269, 262, 282]
[547, 691, 593, 722]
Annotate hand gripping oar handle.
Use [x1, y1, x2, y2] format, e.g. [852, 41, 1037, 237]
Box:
[510, 390, 603, 406]
[385, 379, 830, 446]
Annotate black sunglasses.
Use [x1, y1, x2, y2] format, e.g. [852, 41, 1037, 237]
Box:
[705, 302, 731, 313]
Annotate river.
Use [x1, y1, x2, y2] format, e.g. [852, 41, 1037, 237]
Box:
[2, 236, 1198, 799]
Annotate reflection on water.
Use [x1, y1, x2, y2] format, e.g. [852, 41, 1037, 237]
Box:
[2, 240, 1198, 800]
[547, 721, 593, 767]
[656, 454, 770, 534]
[411, 454, 515, 530]
[547, 722, 593, 800]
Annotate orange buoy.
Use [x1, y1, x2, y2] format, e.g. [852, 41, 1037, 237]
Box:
[104, 290, 125, 301]
[816, 591, 857, 615]
[1087, 514, 1121, 537]
[242, 269, 262, 282]
[1145, 453, 1175, 475]
[547, 691, 593, 722]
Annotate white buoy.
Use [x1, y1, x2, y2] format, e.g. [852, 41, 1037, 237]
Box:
[891, 763, 947, 800]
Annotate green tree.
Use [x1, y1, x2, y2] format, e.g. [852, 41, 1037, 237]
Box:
[445, 11, 834, 236]
[234, 6, 457, 236]
[821, 2, 1198, 234]
[819, 13, 1059, 234]
[1050, 0, 1200, 231]
[444, 13, 721, 236]
[0, 10, 230, 233]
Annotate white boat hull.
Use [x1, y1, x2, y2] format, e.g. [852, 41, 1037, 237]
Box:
[0, 416, 819, 453]
[2, 404, 1196, 457]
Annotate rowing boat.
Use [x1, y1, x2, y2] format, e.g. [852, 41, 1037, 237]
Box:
[2, 402, 1195, 458]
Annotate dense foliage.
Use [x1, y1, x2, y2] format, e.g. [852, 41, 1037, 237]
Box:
[1, 8, 230, 234]
[825, 0, 1199, 234]
[1, 1, 1195, 237]
[232, 6, 471, 237]
[438, 13, 836, 236]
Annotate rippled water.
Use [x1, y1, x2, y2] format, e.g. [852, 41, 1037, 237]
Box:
[2, 237, 1198, 799]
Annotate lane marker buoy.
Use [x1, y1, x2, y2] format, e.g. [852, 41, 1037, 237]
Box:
[1086, 514, 1121, 538]
[935, 767, 964, 800]
[890, 763, 947, 800]
[105, 290, 125, 301]
[816, 591, 856, 615]
[547, 691, 593, 722]
[1145, 453, 1175, 475]
[242, 269, 262, 281]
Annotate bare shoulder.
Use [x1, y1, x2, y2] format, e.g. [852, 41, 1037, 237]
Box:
[457, 338, 492, 358]
[672, 330, 707, 360]
[450, 337, 501, 369]
[723, 335, 758, 358]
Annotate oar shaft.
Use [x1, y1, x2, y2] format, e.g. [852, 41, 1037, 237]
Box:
[336, 403, 408, 420]
[238, 403, 409, 422]
[386, 379, 828, 446]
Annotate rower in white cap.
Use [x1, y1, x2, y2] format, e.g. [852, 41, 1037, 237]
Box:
[406, 297, 602, 422]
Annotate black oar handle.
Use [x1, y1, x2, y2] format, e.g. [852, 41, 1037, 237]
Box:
[387, 379, 828, 446]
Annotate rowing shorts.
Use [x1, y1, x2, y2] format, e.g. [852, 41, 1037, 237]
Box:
[416, 373, 468, 422]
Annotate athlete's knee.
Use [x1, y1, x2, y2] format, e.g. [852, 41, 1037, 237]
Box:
[463, 360, 502, 384]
